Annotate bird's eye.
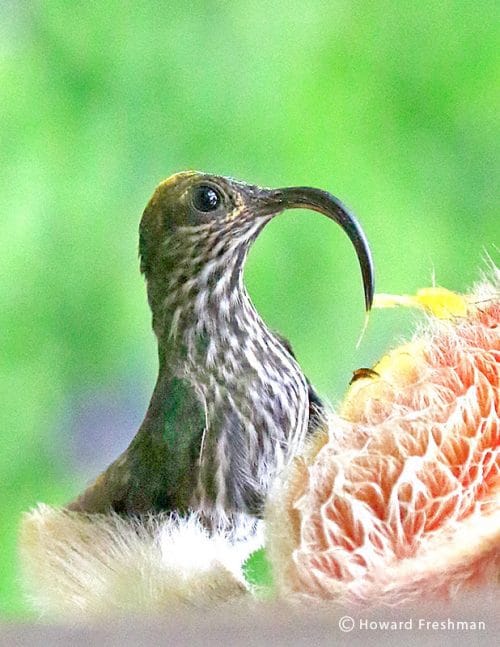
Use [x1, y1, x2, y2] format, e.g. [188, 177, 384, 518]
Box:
[192, 185, 221, 212]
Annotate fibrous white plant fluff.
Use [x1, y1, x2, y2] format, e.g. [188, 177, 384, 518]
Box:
[266, 271, 499, 606]
[20, 505, 262, 618]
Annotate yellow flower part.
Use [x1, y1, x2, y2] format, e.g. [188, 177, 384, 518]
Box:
[373, 287, 468, 318]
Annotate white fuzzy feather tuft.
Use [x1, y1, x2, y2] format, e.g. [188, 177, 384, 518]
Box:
[20, 505, 263, 618]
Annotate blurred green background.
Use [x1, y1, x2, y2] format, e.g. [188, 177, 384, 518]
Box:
[1, 0, 498, 617]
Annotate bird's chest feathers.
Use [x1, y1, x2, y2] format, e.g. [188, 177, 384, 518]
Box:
[168, 287, 309, 450]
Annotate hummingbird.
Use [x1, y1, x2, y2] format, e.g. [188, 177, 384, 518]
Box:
[68, 172, 374, 532]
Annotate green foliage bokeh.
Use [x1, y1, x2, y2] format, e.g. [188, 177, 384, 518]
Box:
[1, 1, 497, 616]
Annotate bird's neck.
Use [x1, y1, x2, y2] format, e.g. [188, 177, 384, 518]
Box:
[154, 222, 268, 368]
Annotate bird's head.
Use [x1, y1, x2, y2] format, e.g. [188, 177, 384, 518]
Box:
[139, 171, 374, 327]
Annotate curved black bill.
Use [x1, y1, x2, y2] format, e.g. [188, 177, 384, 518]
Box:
[260, 187, 374, 311]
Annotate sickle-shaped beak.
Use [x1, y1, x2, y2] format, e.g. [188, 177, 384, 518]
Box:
[258, 187, 374, 311]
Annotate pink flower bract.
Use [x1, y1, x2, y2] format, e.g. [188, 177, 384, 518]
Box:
[267, 278, 499, 606]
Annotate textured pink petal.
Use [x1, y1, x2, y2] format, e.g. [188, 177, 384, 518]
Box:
[267, 278, 499, 606]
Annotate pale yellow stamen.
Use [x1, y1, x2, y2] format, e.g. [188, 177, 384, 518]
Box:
[373, 287, 468, 319]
